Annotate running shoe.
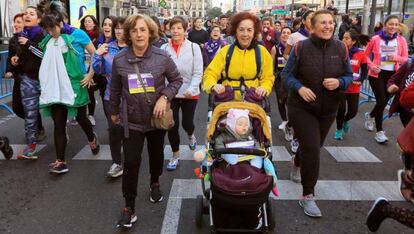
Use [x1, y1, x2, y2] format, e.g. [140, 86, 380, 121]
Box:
[0, 137, 13, 160]
[375, 131, 388, 143]
[334, 129, 344, 140]
[283, 125, 294, 142]
[299, 194, 322, 218]
[116, 207, 137, 228]
[107, 163, 123, 178]
[88, 115, 96, 126]
[150, 182, 163, 203]
[343, 121, 350, 133]
[366, 197, 388, 232]
[290, 138, 299, 153]
[189, 134, 197, 150]
[17, 145, 37, 160]
[89, 132, 100, 155]
[35, 127, 46, 142]
[278, 121, 288, 130]
[49, 160, 69, 174]
[167, 152, 179, 171]
[364, 112, 374, 132]
[68, 117, 78, 126]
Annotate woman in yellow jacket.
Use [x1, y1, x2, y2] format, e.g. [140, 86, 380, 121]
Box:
[203, 12, 275, 99]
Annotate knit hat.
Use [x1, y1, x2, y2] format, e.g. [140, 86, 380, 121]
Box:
[226, 108, 250, 133]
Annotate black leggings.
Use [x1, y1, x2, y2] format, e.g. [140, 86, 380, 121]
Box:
[123, 129, 166, 210]
[336, 93, 360, 130]
[274, 75, 288, 121]
[87, 75, 106, 116]
[288, 105, 336, 196]
[51, 104, 94, 161]
[369, 70, 395, 131]
[168, 99, 198, 153]
[103, 101, 123, 165]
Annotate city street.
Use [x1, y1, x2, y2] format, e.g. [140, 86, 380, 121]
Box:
[0, 92, 413, 234]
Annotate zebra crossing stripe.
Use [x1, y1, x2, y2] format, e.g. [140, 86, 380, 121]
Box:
[160, 178, 403, 234]
[0, 144, 47, 160]
[72, 145, 381, 163]
[324, 146, 382, 163]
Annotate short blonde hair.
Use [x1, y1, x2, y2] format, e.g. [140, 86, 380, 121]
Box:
[123, 14, 159, 46]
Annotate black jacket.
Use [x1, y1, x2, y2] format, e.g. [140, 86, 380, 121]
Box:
[15, 31, 45, 80]
[286, 35, 353, 116]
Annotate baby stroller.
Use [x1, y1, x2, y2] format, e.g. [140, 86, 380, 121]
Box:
[195, 88, 277, 233]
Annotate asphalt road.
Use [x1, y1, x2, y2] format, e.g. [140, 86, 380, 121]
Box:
[0, 92, 413, 234]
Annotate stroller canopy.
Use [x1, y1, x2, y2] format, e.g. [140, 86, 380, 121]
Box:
[207, 101, 271, 143]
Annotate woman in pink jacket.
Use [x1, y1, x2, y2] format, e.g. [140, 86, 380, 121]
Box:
[364, 15, 408, 143]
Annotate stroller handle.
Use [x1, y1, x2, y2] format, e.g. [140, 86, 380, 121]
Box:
[213, 147, 267, 157]
[208, 87, 271, 113]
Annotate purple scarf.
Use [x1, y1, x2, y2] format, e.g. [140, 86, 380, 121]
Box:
[277, 41, 286, 55]
[61, 23, 76, 35]
[206, 38, 222, 61]
[21, 26, 42, 41]
[349, 46, 360, 58]
[96, 34, 115, 47]
[297, 27, 310, 37]
[379, 30, 397, 45]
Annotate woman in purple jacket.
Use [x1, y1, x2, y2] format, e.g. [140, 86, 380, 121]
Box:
[110, 14, 182, 228]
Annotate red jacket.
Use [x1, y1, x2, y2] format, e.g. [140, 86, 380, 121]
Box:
[400, 81, 414, 110]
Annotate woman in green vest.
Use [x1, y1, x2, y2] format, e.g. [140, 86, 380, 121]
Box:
[38, 4, 99, 174]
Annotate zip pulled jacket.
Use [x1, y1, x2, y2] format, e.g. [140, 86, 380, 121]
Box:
[281, 35, 353, 116]
[110, 46, 183, 135]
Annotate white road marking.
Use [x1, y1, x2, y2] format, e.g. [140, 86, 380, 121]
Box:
[325, 146, 382, 163]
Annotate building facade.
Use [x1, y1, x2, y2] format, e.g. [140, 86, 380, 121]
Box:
[165, 0, 209, 18]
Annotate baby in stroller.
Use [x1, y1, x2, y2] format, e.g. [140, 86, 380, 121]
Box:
[195, 108, 278, 196]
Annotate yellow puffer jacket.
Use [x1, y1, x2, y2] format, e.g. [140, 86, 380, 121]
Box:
[202, 44, 275, 100]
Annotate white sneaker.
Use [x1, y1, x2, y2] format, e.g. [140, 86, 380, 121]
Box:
[278, 121, 288, 130]
[107, 163, 123, 178]
[291, 138, 299, 153]
[88, 115, 96, 126]
[364, 112, 375, 132]
[375, 131, 388, 143]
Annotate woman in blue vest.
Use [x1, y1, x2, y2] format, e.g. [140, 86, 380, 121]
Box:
[281, 10, 353, 218]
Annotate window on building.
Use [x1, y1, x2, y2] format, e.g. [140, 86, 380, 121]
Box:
[174, 11, 177, 15]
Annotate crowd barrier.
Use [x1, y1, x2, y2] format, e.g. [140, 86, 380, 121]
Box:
[0, 50, 14, 114]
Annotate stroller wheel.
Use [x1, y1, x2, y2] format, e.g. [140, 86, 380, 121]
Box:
[267, 198, 276, 230]
[195, 195, 203, 227]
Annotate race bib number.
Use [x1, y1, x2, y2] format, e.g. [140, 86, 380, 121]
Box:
[352, 73, 360, 81]
[277, 57, 287, 68]
[128, 73, 155, 94]
[380, 45, 396, 66]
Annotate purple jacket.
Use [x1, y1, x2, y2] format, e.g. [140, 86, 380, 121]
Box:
[92, 41, 128, 101]
[110, 46, 182, 135]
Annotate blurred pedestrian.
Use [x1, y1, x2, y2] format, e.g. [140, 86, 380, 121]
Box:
[202, 25, 227, 68]
[92, 16, 128, 178]
[334, 29, 370, 140]
[364, 15, 408, 143]
[161, 16, 203, 171]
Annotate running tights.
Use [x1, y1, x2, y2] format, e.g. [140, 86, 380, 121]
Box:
[336, 93, 360, 130]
